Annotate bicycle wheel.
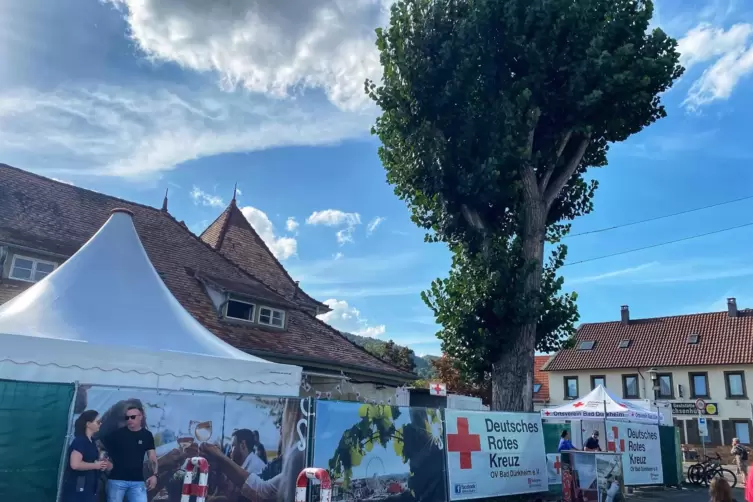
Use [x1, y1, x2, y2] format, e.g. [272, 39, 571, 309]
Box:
[687, 464, 704, 485]
[705, 468, 737, 488]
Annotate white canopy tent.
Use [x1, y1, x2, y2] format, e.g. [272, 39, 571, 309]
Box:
[0, 208, 302, 397]
[540, 385, 662, 424]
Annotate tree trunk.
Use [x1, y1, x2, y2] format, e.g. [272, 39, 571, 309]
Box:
[491, 194, 546, 412]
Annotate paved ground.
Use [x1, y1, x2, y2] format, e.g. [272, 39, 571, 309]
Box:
[629, 484, 746, 502]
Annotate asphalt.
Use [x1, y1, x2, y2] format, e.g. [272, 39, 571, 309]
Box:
[627, 484, 746, 502]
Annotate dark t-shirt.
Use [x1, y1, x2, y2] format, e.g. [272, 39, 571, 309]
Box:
[63, 436, 100, 495]
[584, 437, 601, 451]
[103, 427, 155, 481]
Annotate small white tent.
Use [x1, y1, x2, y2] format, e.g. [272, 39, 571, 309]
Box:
[0, 208, 301, 396]
[540, 385, 661, 423]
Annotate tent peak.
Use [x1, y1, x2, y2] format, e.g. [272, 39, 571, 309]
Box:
[111, 207, 134, 217]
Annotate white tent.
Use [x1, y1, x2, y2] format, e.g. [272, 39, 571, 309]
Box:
[540, 385, 662, 423]
[0, 208, 302, 397]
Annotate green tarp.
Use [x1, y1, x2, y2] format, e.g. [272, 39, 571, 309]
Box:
[544, 422, 569, 497]
[659, 425, 681, 486]
[0, 379, 75, 501]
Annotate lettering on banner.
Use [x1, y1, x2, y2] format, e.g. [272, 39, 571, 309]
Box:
[626, 427, 658, 470]
[296, 399, 312, 451]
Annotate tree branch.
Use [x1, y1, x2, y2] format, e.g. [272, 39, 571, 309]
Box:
[538, 129, 573, 192]
[543, 133, 591, 209]
[524, 108, 541, 160]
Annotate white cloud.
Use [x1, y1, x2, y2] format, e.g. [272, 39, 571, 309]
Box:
[0, 85, 373, 179]
[333, 252, 344, 260]
[240, 205, 297, 260]
[317, 299, 386, 338]
[567, 262, 659, 285]
[190, 186, 225, 208]
[307, 209, 361, 245]
[367, 216, 385, 235]
[677, 23, 753, 108]
[106, 0, 391, 111]
[285, 217, 299, 232]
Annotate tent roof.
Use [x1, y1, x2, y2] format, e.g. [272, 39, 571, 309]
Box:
[540, 385, 661, 423]
[0, 209, 301, 395]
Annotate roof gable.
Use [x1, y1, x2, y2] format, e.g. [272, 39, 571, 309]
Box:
[200, 202, 327, 311]
[0, 164, 411, 381]
[533, 355, 551, 401]
[545, 309, 753, 371]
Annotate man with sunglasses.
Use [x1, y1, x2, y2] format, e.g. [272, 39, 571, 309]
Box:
[102, 405, 157, 502]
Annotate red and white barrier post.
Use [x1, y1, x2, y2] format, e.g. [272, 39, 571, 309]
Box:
[296, 467, 332, 502]
[180, 456, 209, 502]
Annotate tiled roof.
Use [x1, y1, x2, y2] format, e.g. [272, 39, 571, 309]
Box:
[0, 164, 413, 382]
[544, 307, 753, 371]
[200, 203, 328, 311]
[533, 355, 551, 402]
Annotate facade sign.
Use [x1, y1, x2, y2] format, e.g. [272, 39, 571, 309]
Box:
[671, 402, 718, 416]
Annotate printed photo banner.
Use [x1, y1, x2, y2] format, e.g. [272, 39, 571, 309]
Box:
[311, 400, 446, 502]
[445, 409, 548, 500]
[605, 421, 663, 486]
[69, 385, 312, 502]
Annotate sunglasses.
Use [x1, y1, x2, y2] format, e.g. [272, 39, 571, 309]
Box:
[125, 414, 141, 420]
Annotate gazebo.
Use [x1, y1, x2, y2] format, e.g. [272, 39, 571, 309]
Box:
[540, 385, 662, 424]
[0, 208, 302, 396]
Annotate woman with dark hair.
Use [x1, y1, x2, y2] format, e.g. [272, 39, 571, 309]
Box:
[61, 410, 109, 502]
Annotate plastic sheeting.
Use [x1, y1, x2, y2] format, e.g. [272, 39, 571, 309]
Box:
[0, 379, 74, 501]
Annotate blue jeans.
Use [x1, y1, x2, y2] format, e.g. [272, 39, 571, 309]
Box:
[106, 479, 147, 502]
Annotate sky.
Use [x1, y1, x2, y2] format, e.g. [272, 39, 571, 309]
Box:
[1, 0, 753, 357]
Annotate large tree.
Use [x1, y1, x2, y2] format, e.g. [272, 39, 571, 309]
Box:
[367, 0, 683, 411]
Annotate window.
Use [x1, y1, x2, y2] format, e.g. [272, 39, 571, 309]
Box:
[225, 296, 255, 322]
[577, 341, 596, 350]
[724, 371, 747, 399]
[9, 255, 56, 282]
[258, 306, 285, 328]
[591, 376, 606, 389]
[687, 334, 700, 344]
[657, 373, 673, 398]
[533, 384, 542, 393]
[690, 372, 710, 398]
[564, 377, 578, 399]
[618, 339, 631, 349]
[733, 421, 751, 444]
[622, 374, 639, 399]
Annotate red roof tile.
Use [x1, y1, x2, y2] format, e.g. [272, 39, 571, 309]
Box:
[200, 204, 327, 311]
[544, 307, 753, 371]
[0, 164, 413, 382]
[533, 355, 551, 402]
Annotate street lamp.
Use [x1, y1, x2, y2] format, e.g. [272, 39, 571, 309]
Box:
[648, 368, 659, 400]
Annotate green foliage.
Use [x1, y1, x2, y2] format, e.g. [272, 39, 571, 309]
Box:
[367, 0, 683, 403]
[342, 332, 435, 376]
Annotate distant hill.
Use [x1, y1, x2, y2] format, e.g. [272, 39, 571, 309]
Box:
[342, 332, 439, 379]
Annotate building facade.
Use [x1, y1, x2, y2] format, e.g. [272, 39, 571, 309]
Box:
[0, 164, 415, 400]
[544, 302, 753, 447]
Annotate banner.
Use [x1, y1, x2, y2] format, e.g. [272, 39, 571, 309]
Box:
[312, 401, 445, 502]
[595, 453, 624, 502]
[70, 385, 308, 501]
[562, 452, 597, 502]
[445, 410, 548, 500]
[546, 454, 562, 485]
[605, 421, 663, 486]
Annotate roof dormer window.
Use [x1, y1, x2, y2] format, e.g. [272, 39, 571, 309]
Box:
[618, 339, 631, 349]
[9, 255, 57, 283]
[225, 296, 256, 322]
[258, 306, 285, 328]
[577, 341, 596, 351]
[687, 334, 700, 344]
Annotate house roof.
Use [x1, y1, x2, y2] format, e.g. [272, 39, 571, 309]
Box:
[200, 202, 328, 311]
[533, 355, 550, 402]
[544, 306, 753, 371]
[0, 164, 413, 382]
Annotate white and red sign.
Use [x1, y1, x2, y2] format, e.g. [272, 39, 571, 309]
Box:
[445, 409, 548, 500]
[605, 421, 663, 486]
[546, 453, 562, 485]
[429, 382, 447, 396]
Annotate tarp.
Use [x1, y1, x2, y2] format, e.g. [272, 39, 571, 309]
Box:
[540, 385, 662, 424]
[0, 379, 74, 501]
[0, 209, 301, 396]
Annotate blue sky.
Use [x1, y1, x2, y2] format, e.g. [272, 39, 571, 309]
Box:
[1, 0, 753, 357]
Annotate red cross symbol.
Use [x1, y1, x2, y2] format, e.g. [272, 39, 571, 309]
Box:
[544, 411, 551, 416]
[553, 455, 561, 474]
[433, 383, 443, 394]
[573, 402, 584, 408]
[447, 417, 481, 469]
[606, 426, 625, 452]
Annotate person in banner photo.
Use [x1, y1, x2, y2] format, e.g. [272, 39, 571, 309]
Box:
[199, 398, 306, 502]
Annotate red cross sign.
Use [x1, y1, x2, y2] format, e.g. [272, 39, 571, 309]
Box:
[447, 417, 481, 469]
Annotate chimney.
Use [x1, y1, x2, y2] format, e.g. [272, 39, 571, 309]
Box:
[620, 305, 630, 325]
[727, 297, 738, 318]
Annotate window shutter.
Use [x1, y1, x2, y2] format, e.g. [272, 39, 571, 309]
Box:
[674, 418, 686, 444]
[686, 419, 700, 444]
[709, 419, 722, 446]
[722, 420, 735, 446]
